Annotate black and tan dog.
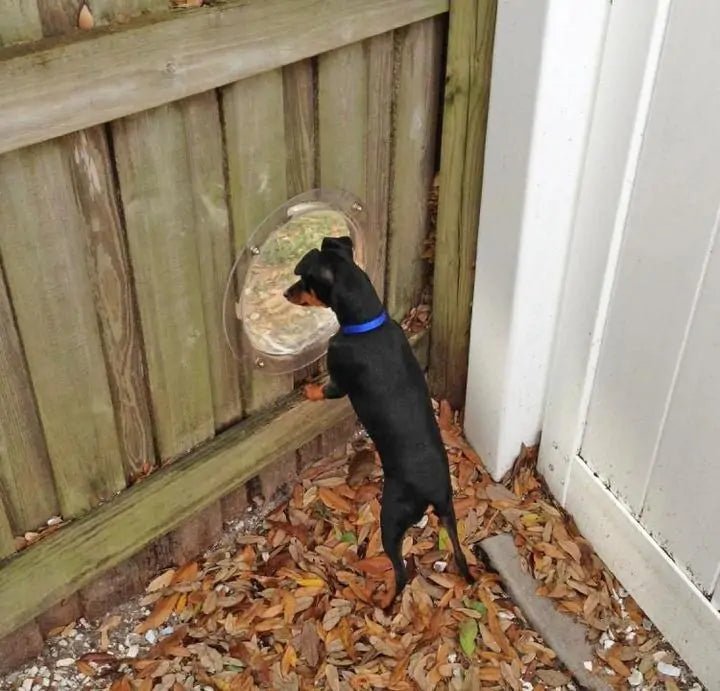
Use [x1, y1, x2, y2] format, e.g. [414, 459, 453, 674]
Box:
[284, 235, 474, 607]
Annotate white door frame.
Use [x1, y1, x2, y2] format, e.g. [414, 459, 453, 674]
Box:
[463, 0, 609, 480]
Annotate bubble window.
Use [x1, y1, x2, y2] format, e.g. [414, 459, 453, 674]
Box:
[223, 189, 367, 374]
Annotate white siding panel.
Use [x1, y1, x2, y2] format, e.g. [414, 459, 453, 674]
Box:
[538, 0, 669, 500]
[641, 233, 720, 591]
[581, 0, 720, 513]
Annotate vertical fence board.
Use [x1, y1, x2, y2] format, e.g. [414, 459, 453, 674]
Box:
[223, 70, 294, 412]
[387, 18, 443, 320]
[19, 1, 156, 482]
[0, 265, 58, 532]
[180, 92, 243, 429]
[364, 31, 394, 298]
[67, 127, 156, 479]
[0, 0, 42, 46]
[283, 60, 317, 196]
[0, 500, 13, 559]
[112, 105, 214, 459]
[36, 0, 85, 36]
[0, 142, 125, 516]
[430, 0, 497, 408]
[319, 43, 368, 201]
[91, 0, 168, 25]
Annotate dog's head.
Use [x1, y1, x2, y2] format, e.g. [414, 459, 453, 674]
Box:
[283, 236, 354, 308]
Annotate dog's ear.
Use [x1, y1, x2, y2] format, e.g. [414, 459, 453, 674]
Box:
[294, 248, 322, 276]
[321, 236, 354, 261]
[294, 248, 334, 291]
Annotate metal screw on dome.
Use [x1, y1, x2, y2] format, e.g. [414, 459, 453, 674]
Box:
[352, 201, 363, 212]
[255, 357, 265, 369]
[250, 246, 260, 256]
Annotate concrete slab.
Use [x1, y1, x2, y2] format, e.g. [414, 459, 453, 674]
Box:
[481, 533, 611, 691]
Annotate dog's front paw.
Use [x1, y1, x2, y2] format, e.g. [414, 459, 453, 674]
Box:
[303, 383, 325, 401]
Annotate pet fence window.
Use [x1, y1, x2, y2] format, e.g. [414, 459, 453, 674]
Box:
[223, 189, 367, 374]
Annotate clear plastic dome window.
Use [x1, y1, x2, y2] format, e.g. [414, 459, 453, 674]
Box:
[223, 189, 367, 374]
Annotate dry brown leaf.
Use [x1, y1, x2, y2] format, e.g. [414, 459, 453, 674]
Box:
[297, 620, 320, 668]
[109, 678, 131, 691]
[147, 568, 176, 592]
[172, 561, 199, 583]
[606, 654, 632, 677]
[535, 669, 571, 686]
[135, 593, 179, 634]
[558, 538, 583, 563]
[281, 644, 297, 676]
[318, 486, 354, 513]
[325, 663, 340, 691]
[352, 555, 392, 575]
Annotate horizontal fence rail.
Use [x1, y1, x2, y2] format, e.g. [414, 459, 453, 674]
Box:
[0, 0, 448, 156]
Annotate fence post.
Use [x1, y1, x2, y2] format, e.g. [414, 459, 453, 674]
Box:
[429, 0, 497, 409]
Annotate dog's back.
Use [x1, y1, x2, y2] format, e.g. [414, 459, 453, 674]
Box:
[327, 321, 449, 498]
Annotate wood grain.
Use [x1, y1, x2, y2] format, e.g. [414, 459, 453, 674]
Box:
[283, 59, 317, 196]
[222, 70, 294, 412]
[180, 92, 242, 429]
[91, 0, 169, 26]
[318, 43, 367, 202]
[67, 127, 156, 478]
[387, 18, 443, 319]
[0, 263, 58, 532]
[364, 31, 394, 297]
[0, 497, 16, 559]
[0, 141, 125, 516]
[36, 0, 82, 36]
[112, 104, 214, 459]
[0, 0, 42, 46]
[430, 0, 497, 408]
[0, 0, 448, 156]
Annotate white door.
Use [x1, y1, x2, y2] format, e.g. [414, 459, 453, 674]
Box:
[539, 0, 720, 687]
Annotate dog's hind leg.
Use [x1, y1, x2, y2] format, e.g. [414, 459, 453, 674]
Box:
[436, 500, 474, 585]
[378, 479, 425, 609]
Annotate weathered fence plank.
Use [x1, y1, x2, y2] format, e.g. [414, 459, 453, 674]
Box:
[319, 43, 367, 205]
[112, 104, 214, 460]
[0, 142, 125, 516]
[0, 0, 42, 46]
[283, 60, 317, 196]
[319, 37, 394, 294]
[180, 92, 243, 430]
[91, 0, 169, 26]
[0, 501, 13, 559]
[36, 0, 86, 36]
[430, 0, 497, 409]
[387, 18, 443, 319]
[223, 70, 294, 411]
[0, 266, 58, 532]
[68, 127, 156, 479]
[364, 31, 394, 298]
[0, 0, 448, 156]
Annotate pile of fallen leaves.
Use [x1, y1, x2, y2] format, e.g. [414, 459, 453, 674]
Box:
[504, 448, 690, 689]
[82, 406, 565, 690]
[76, 404, 692, 690]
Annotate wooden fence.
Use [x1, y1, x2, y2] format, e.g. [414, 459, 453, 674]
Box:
[0, 0, 495, 641]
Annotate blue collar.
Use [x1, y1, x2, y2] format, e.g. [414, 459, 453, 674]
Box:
[341, 310, 388, 335]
